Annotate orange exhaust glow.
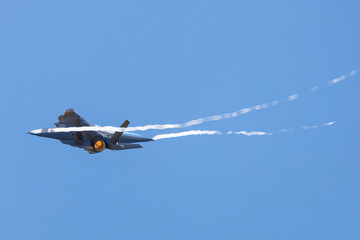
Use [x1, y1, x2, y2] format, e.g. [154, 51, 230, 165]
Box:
[94, 140, 105, 151]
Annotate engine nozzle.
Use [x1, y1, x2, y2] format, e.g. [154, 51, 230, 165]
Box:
[91, 137, 106, 152]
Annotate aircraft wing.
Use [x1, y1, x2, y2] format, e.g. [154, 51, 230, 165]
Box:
[55, 108, 92, 127]
[28, 131, 89, 147]
[28, 130, 78, 141]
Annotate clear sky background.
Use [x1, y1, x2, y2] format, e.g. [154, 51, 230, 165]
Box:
[1, 1, 360, 239]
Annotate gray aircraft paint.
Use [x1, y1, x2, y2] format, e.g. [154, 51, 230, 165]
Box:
[28, 109, 153, 154]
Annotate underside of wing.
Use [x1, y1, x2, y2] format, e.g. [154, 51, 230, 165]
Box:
[29, 131, 92, 148]
[30, 131, 78, 141]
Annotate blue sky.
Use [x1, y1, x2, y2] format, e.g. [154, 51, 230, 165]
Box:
[1, 0, 360, 239]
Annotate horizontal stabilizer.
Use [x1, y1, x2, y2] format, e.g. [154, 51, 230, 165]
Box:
[111, 143, 143, 150]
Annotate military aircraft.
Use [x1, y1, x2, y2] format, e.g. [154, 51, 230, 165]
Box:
[28, 108, 153, 154]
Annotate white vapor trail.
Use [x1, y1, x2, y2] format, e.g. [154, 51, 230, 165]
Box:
[302, 121, 336, 130]
[327, 70, 358, 86]
[227, 131, 272, 136]
[302, 125, 318, 130]
[280, 128, 294, 133]
[310, 86, 318, 92]
[29, 69, 356, 135]
[153, 130, 221, 140]
[152, 129, 272, 141]
[151, 121, 336, 141]
[28, 98, 291, 134]
[349, 70, 358, 76]
[29, 104, 270, 134]
[328, 75, 346, 85]
[287, 94, 299, 101]
[324, 121, 336, 126]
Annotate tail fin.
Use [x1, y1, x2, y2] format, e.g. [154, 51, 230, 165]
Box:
[111, 120, 130, 144]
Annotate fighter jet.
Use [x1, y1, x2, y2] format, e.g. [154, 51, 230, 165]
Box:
[28, 108, 153, 154]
